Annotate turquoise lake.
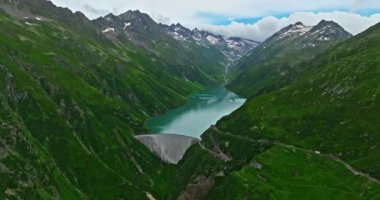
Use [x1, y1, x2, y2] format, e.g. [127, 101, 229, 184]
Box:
[145, 87, 246, 138]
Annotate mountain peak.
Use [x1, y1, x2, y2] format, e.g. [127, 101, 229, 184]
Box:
[309, 20, 351, 38]
[113, 10, 157, 26]
[122, 10, 141, 16]
[315, 20, 340, 27]
[168, 23, 190, 34]
[291, 22, 309, 30]
[267, 22, 312, 42]
[103, 13, 116, 19]
[265, 20, 352, 44]
[170, 23, 186, 29]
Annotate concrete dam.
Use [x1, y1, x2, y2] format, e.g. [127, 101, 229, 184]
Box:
[135, 134, 200, 164]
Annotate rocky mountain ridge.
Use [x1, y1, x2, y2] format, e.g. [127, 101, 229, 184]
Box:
[228, 20, 353, 98]
[93, 10, 260, 62]
[166, 23, 260, 61]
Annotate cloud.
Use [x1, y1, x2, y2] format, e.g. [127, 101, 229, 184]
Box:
[351, 0, 380, 11]
[50, 0, 380, 41]
[151, 13, 172, 24]
[83, 4, 110, 16]
[200, 11, 380, 41]
[50, 0, 380, 21]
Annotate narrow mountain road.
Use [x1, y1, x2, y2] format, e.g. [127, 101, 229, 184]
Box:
[329, 156, 380, 184]
[273, 142, 380, 184]
[210, 126, 380, 184]
[198, 142, 231, 161]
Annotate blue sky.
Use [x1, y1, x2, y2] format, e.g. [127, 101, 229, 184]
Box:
[356, 8, 380, 16]
[195, 12, 263, 25]
[199, 7, 380, 26]
[51, 0, 380, 41]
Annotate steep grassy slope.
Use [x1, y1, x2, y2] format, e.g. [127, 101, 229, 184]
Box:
[218, 21, 380, 177]
[0, 2, 224, 199]
[228, 21, 351, 98]
[172, 126, 380, 199]
[93, 11, 226, 84]
[174, 22, 380, 199]
[208, 145, 380, 199]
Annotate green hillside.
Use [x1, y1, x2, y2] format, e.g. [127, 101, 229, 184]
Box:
[0, 1, 222, 199]
[228, 21, 351, 98]
[218, 21, 380, 177]
[174, 19, 380, 199]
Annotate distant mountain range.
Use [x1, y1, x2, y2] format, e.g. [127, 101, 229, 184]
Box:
[166, 23, 260, 61]
[93, 10, 260, 62]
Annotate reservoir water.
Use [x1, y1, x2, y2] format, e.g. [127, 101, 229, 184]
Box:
[145, 87, 246, 138]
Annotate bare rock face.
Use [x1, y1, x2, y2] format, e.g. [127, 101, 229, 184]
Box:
[178, 176, 214, 200]
[136, 134, 200, 164]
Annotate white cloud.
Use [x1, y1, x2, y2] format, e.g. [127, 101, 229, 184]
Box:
[50, 0, 380, 21]
[82, 4, 110, 16]
[151, 13, 172, 25]
[200, 11, 380, 41]
[351, 0, 380, 11]
[49, 0, 380, 41]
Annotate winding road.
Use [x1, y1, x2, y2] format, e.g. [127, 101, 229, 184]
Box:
[198, 126, 380, 184]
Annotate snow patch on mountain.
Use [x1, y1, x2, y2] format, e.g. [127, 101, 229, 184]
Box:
[94, 12, 260, 63]
[166, 23, 260, 61]
[124, 22, 131, 29]
[206, 35, 219, 45]
[170, 31, 187, 41]
[277, 23, 312, 40]
[102, 27, 115, 33]
[25, 22, 34, 26]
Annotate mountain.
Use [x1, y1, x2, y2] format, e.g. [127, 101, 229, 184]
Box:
[228, 21, 352, 98]
[94, 12, 259, 65]
[174, 20, 380, 199]
[93, 10, 170, 46]
[93, 10, 227, 85]
[0, 1, 261, 199]
[0, 0, 102, 38]
[166, 23, 260, 62]
[0, 1, 229, 199]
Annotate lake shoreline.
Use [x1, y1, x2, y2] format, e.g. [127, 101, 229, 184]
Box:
[144, 86, 246, 138]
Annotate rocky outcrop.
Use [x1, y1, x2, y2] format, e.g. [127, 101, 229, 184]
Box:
[136, 134, 200, 164]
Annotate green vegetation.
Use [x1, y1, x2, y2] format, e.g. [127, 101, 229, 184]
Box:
[175, 16, 380, 200]
[208, 145, 380, 199]
[217, 22, 380, 177]
[0, 1, 221, 199]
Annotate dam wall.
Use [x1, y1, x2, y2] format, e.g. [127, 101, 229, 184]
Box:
[136, 134, 200, 164]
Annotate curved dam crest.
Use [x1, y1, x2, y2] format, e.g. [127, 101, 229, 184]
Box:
[135, 134, 200, 164]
